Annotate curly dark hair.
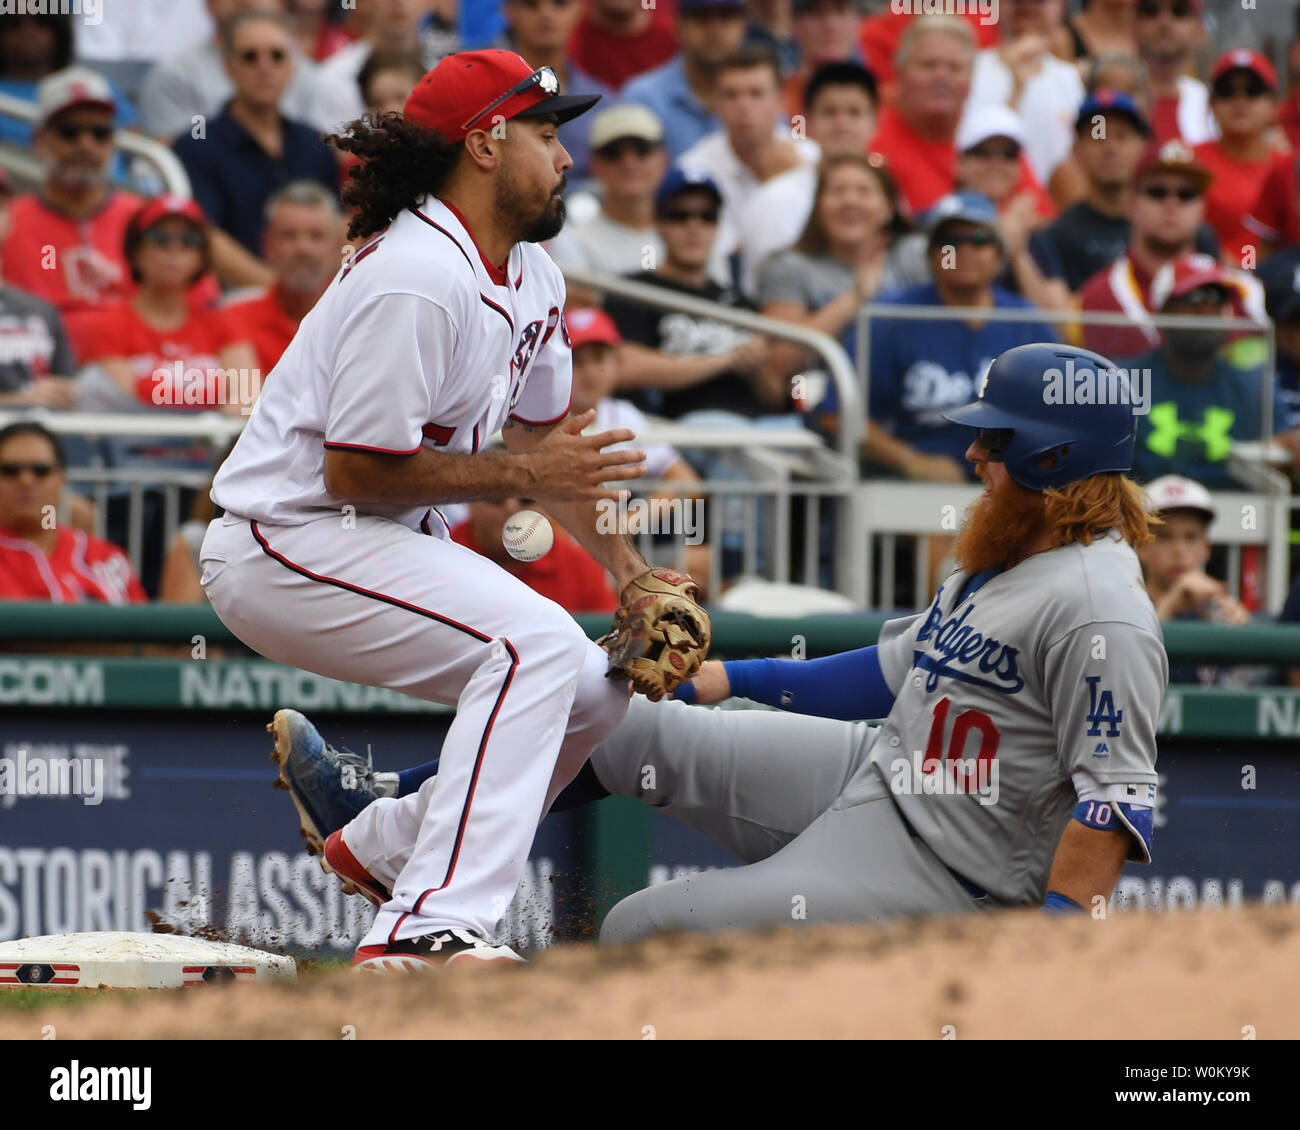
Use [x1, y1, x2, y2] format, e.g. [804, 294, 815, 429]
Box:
[330, 113, 465, 242]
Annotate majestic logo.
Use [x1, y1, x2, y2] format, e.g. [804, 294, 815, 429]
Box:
[1085, 675, 1123, 737]
[912, 594, 1024, 694]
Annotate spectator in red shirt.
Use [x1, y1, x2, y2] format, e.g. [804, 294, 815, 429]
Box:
[867, 15, 976, 215]
[1078, 140, 1265, 359]
[0, 67, 223, 362]
[224, 181, 342, 373]
[77, 197, 258, 416]
[1195, 49, 1292, 269]
[569, 0, 678, 92]
[287, 0, 354, 62]
[1135, 0, 1213, 147]
[450, 497, 618, 614]
[857, 3, 997, 92]
[0, 421, 146, 604]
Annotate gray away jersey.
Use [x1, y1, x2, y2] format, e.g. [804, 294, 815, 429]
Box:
[853, 532, 1167, 906]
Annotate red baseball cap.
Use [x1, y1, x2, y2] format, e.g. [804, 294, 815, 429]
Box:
[565, 307, 622, 349]
[129, 195, 206, 235]
[1135, 138, 1212, 190]
[404, 50, 601, 142]
[1150, 252, 1235, 310]
[1209, 48, 1278, 93]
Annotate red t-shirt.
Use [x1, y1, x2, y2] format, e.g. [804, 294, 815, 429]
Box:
[568, 11, 678, 91]
[79, 300, 250, 409]
[0, 525, 146, 603]
[1150, 95, 1183, 147]
[1077, 252, 1160, 359]
[0, 191, 220, 364]
[1245, 154, 1300, 249]
[870, 106, 1051, 218]
[224, 283, 300, 374]
[450, 521, 617, 614]
[858, 10, 999, 91]
[1194, 142, 1291, 265]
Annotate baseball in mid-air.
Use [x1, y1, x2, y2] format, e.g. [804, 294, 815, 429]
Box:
[503, 510, 553, 562]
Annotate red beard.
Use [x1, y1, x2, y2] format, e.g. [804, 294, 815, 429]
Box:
[953, 469, 1048, 574]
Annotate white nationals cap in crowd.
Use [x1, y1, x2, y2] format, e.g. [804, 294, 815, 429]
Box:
[36, 65, 116, 129]
[1144, 475, 1216, 523]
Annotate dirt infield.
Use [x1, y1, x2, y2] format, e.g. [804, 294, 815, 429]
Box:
[2, 906, 1297, 1040]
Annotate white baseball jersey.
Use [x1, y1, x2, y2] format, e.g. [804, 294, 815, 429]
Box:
[212, 195, 572, 530]
[852, 532, 1167, 906]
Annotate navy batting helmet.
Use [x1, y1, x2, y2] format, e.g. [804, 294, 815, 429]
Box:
[942, 343, 1138, 491]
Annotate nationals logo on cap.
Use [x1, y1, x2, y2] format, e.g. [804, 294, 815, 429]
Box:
[404, 50, 601, 142]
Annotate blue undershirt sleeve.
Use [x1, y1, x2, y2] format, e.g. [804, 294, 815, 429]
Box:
[715, 646, 895, 721]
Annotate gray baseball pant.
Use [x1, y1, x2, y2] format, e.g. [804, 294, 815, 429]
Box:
[590, 697, 983, 943]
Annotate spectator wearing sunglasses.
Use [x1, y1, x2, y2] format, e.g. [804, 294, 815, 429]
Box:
[0, 421, 146, 604]
[0, 68, 218, 363]
[603, 169, 780, 421]
[172, 11, 340, 264]
[814, 191, 1053, 484]
[76, 198, 257, 416]
[1126, 255, 1293, 490]
[139, 0, 326, 143]
[545, 105, 668, 279]
[1134, 0, 1214, 148]
[968, 0, 1085, 197]
[948, 105, 1070, 313]
[1195, 50, 1292, 268]
[1078, 140, 1263, 359]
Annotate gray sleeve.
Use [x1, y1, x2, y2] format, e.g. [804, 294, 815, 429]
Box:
[755, 251, 814, 308]
[875, 610, 927, 696]
[1043, 622, 1166, 784]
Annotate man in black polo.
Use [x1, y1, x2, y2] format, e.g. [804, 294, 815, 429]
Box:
[173, 10, 338, 261]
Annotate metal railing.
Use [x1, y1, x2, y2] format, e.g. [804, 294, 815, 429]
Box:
[561, 264, 868, 602]
[852, 304, 1294, 611]
[0, 90, 191, 197]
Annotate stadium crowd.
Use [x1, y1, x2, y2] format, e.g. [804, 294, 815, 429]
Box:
[0, 0, 1298, 686]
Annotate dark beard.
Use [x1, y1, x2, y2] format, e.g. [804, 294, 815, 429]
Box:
[953, 473, 1047, 574]
[521, 193, 566, 243]
[496, 168, 567, 244]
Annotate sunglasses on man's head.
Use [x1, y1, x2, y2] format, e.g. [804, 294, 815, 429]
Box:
[596, 137, 658, 161]
[1212, 80, 1269, 101]
[238, 47, 288, 65]
[1141, 184, 1201, 202]
[1136, 0, 1196, 18]
[54, 122, 113, 142]
[966, 143, 1021, 162]
[142, 228, 205, 249]
[0, 462, 56, 479]
[660, 207, 719, 224]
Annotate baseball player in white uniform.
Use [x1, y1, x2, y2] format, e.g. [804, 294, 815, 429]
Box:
[263, 344, 1168, 943]
[201, 50, 663, 969]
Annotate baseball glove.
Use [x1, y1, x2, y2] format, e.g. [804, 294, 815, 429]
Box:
[600, 568, 712, 701]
